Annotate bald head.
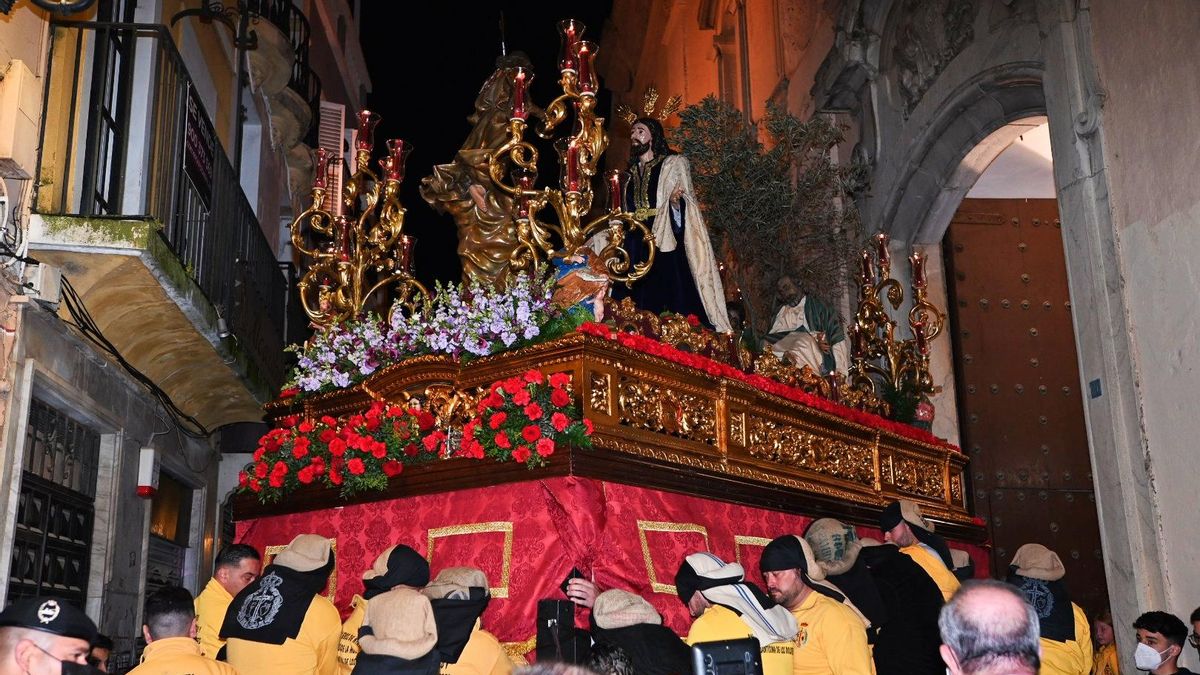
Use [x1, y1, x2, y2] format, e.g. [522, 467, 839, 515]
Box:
[939, 580, 1040, 675]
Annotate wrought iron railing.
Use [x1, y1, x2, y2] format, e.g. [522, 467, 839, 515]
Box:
[36, 21, 291, 391]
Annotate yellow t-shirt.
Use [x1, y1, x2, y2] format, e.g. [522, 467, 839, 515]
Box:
[1040, 603, 1093, 675]
[337, 595, 367, 675]
[194, 578, 233, 659]
[128, 637, 240, 675]
[791, 591, 874, 675]
[686, 604, 794, 675]
[440, 626, 515, 675]
[225, 594, 342, 675]
[900, 544, 961, 602]
[1091, 642, 1118, 675]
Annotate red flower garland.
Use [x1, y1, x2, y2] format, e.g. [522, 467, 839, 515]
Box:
[576, 322, 959, 451]
[458, 369, 592, 467]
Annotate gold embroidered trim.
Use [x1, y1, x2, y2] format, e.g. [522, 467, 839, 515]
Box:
[501, 635, 537, 662]
[636, 520, 709, 594]
[427, 522, 514, 598]
[733, 535, 772, 568]
[264, 540, 338, 601]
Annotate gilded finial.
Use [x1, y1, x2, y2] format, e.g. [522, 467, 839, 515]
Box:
[616, 86, 683, 127]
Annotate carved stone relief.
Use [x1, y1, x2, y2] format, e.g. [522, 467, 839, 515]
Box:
[891, 0, 978, 113]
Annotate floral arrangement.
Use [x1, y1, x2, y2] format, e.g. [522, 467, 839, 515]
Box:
[243, 371, 593, 503]
[458, 369, 594, 467]
[239, 400, 440, 501]
[284, 270, 569, 397]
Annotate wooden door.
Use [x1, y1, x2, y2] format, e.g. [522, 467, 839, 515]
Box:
[944, 198, 1108, 615]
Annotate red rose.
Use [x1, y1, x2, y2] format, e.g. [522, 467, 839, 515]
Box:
[422, 433, 440, 452]
[321, 415, 337, 426]
[371, 441, 387, 459]
[417, 411, 436, 431]
[523, 403, 543, 420]
[248, 478, 261, 493]
[347, 458, 366, 475]
[583, 418, 594, 435]
[238, 471, 248, 488]
[280, 387, 299, 399]
[404, 443, 419, 457]
[535, 438, 555, 457]
[551, 412, 570, 432]
[512, 389, 532, 406]
[329, 438, 347, 457]
[549, 372, 571, 388]
[365, 416, 381, 431]
[268, 473, 284, 488]
[524, 370, 545, 384]
[291, 443, 309, 459]
[282, 415, 300, 428]
[329, 468, 343, 485]
[501, 377, 524, 395]
[550, 389, 571, 407]
[521, 425, 541, 442]
[489, 412, 508, 429]
[383, 460, 403, 477]
[252, 446, 265, 461]
[512, 446, 531, 463]
[254, 462, 268, 479]
[319, 428, 336, 443]
[298, 420, 314, 433]
[297, 466, 314, 484]
[494, 432, 512, 449]
[686, 314, 701, 327]
[272, 461, 288, 476]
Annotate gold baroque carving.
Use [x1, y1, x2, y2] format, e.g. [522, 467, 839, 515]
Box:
[618, 379, 717, 445]
[950, 473, 963, 505]
[744, 417, 875, 486]
[892, 456, 945, 499]
[589, 371, 611, 415]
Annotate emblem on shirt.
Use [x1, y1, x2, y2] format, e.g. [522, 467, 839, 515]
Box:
[1018, 578, 1054, 618]
[796, 623, 809, 647]
[237, 572, 284, 629]
[36, 600, 60, 624]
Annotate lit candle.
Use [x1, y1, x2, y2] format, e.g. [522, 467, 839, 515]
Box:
[335, 215, 351, 261]
[512, 67, 531, 121]
[859, 249, 874, 283]
[912, 319, 928, 355]
[558, 19, 584, 72]
[874, 232, 890, 269]
[384, 139, 411, 183]
[565, 139, 581, 193]
[576, 41, 597, 94]
[396, 235, 415, 275]
[910, 251, 926, 287]
[356, 110, 381, 151]
[516, 170, 534, 219]
[607, 169, 622, 211]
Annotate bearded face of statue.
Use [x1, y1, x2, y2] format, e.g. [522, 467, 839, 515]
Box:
[630, 121, 652, 159]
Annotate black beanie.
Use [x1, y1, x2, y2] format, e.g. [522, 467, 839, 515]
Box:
[759, 535, 810, 574]
[878, 501, 903, 532]
[363, 545, 431, 599]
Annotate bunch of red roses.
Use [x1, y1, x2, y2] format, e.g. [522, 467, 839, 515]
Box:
[458, 369, 593, 468]
[238, 400, 440, 502]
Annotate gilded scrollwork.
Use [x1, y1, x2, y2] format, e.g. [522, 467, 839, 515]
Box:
[893, 455, 945, 499]
[617, 379, 717, 446]
[589, 371, 611, 415]
[744, 417, 875, 486]
[950, 473, 963, 505]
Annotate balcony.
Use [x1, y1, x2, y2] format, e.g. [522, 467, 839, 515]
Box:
[31, 21, 307, 430]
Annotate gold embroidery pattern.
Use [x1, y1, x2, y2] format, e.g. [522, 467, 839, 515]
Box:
[636, 520, 709, 594]
[733, 535, 772, 568]
[501, 635, 537, 662]
[427, 522, 514, 598]
[264, 540, 338, 601]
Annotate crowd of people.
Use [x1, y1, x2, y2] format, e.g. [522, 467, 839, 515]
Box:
[0, 498, 1196, 675]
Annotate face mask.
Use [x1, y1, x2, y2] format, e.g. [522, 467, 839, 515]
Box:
[1134, 642, 1168, 671]
[27, 642, 102, 675]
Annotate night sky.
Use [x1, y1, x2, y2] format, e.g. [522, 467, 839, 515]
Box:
[359, 1, 614, 288]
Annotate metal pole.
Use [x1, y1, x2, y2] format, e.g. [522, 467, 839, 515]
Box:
[233, 1, 251, 178]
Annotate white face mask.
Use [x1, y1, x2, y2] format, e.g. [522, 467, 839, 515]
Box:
[1134, 642, 1168, 671]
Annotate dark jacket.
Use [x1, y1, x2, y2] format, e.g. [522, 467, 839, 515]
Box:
[591, 622, 692, 675]
[858, 544, 945, 675]
[349, 652, 440, 675]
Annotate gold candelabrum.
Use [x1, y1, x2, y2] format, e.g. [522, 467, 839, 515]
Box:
[487, 19, 656, 285]
[290, 110, 428, 329]
[847, 232, 945, 397]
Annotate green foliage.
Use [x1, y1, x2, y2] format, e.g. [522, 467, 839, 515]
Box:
[676, 96, 864, 334]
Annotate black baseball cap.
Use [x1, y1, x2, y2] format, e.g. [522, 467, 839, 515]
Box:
[0, 597, 98, 643]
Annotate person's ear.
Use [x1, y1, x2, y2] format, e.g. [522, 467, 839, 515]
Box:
[14, 639, 41, 673]
[142, 624, 153, 644]
[938, 645, 960, 674]
[189, 618, 198, 640]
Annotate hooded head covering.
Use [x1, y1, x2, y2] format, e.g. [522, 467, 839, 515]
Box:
[804, 519, 863, 577]
[878, 500, 954, 569]
[759, 535, 825, 580]
[592, 589, 662, 629]
[420, 567, 489, 665]
[1008, 543, 1074, 643]
[676, 552, 797, 648]
[221, 534, 336, 646]
[363, 545, 431, 599]
[359, 588, 438, 659]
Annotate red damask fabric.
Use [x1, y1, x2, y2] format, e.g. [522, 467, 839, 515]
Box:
[237, 478, 988, 651]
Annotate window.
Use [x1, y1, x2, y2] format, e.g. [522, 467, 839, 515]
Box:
[8, 398, 101, 607]
[146, 473, 192, 595]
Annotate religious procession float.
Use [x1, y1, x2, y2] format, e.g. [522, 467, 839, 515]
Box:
[232, 19, 984, 659]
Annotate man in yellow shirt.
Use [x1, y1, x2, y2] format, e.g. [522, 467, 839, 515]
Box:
[760, 535, 873, 675]
[421, 567, 513, 675]
[339, 544, 429, 675]
[129, 586, 238, 675]
[879, 500, 959, 601]
[1007, 543, 1092, 675]
[222, 534, 342, 675]
[196, 544, 261, 658]
[675, 552, 798, 675]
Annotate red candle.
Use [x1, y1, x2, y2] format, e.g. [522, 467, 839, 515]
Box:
[312, 147, 331, 189]
[512, 67, 531, 121]
[384, 139, 411, 182]
[558, 19, 584, 72]
[396, 235, 415, 275]
[576, 41, 597, 94]
[516, 170, 534, 219]
[913, 319, 929, 355]
[565, 139, 581, 192]
[875, 232, 890, 268]
[356, 110, 380, 151]
[335, 215, 351, 260]
[910, 251, 926, 286]
[859, 249, 874, 283]
[607, 169, 622, 211]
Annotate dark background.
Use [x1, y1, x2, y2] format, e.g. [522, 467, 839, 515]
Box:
[359, 1, 614, 288]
